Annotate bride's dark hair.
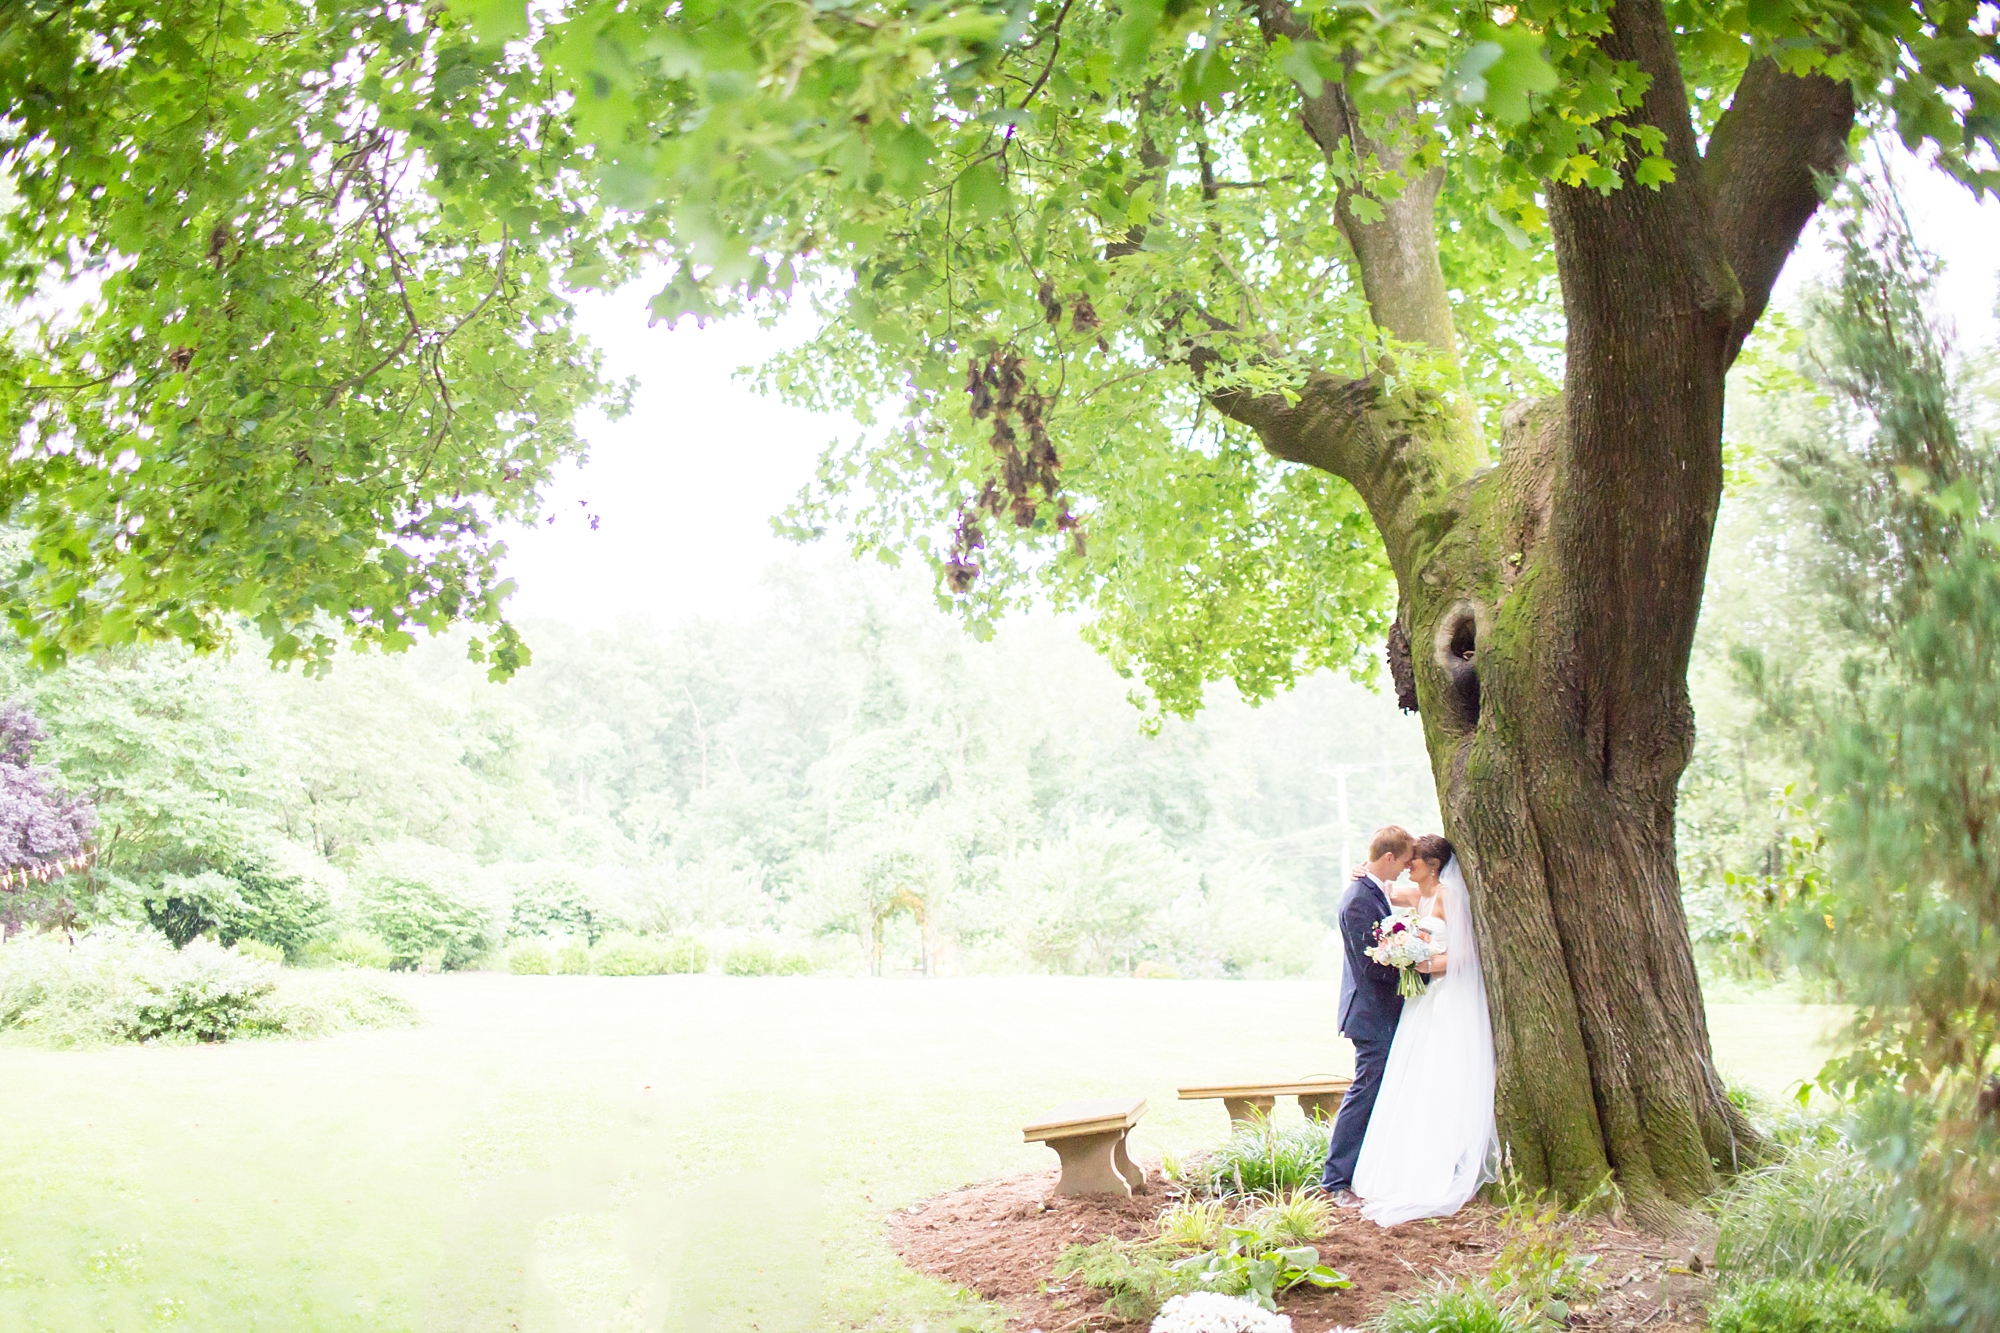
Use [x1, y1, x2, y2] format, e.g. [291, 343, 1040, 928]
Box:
[1413, 834, 1456, 869]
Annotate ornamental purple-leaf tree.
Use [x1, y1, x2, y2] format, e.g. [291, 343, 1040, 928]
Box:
[0, 701, 95, 871]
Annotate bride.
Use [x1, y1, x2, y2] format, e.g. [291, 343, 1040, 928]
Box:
[1350, 833, 1501, 1226]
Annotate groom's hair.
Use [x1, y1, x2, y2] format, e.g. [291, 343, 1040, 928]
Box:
[1367, 826, 1415, 860]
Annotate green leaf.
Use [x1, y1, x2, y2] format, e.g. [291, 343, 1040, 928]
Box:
[1278, 43, 1324, 98]
[452, 0, 527, 46]
[956, 160, 1010, 221]
[1635, 155, 1677, 189]
[1447, 41, 1505, 107]
[1475, 26, 1559, 124]
[1112, 0, 1167, 73]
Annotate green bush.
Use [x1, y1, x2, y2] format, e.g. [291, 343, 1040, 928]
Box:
[506, 864, 607, 944]
[1187, 1121, 1331, 1197]
[1, 930, 418, 1046]
[352, 841, 502, 971]
[722, 940, 777, 975]
[1707, 1276, 1909, 1333]
[1715, 1147, 1895, 1290]
[591, 933, 663, 976]
[1370, 1280, 1539, 1333]
[556, 940, 592, 974]
[231, 938, 287, 964]
[299, 931, 394, 970]
[241, 973, 420, 1039]
[589, 933, 707, 976]
[1167, 1223, 1349, 1311]
[505, 940, 553, 975]
[1485, 1172, 1604, 1320]
[1, 932, 274, 1045]
[141, 857, 334, 957]
[721, 939, 806, 976]
[1054, 1238, 1198, 1324]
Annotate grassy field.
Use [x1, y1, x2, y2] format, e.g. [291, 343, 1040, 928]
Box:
[0, 976, 1841, 1332]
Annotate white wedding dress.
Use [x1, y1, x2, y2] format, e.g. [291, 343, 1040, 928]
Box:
[1351, 856, 1501, 1225]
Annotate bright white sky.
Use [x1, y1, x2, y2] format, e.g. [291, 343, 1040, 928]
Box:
[498, 150, 2000, 631]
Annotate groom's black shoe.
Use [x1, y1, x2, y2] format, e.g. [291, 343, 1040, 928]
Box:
[1332, 1190, 1365, 1210]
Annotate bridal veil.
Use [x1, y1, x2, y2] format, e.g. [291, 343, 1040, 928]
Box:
[1351, 856, 1502, 1225]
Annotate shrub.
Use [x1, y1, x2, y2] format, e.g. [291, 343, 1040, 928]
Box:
[1245, 1190, 1333, 1246]
[0, 931, 273, 1044]
[1369, 1280, 1538, 1333]
[1188, 1121, 1331, 1197]
[506, 864, 608, 944]
[556, 940, 592, 975]
[116, 940, 276, 1041]
[1, 930, 417, 1046]
[143, 856, 332, 957]
[1135, 961, 1181, 979]
[1158, 1197, 1232, 1250]
[1485, 1172, 1604, 1320]
[1714, 1147, 1894, 1290]
[592, 933, 663, 976]
[1168, 1223, 1348, 1311]
[505, 940, 553, 975]
[722, 939, 776, 975]
[1054, 1238, 1198, 1324]
[1707, 1276, 1910, 1333]
[660, 936, 708, 974]
[722, 939, 804, 975]
[231, 938, 286, 964]
[242, 973, 419, 1039]
[299, 931, 394, 970]
[352, 841, 502, 971]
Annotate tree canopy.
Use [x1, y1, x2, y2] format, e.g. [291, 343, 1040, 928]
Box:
[4, 0, 1994, 697]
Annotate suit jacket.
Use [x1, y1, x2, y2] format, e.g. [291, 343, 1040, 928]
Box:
[1337, 873, 1404, 1041]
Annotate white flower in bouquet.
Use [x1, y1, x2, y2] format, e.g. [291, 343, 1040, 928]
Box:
[1364, 911, 1441, 998]
[1148, 1291, 1294, 1333]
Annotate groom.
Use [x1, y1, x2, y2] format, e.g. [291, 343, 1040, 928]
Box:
[1321, 824, 1416, 1208]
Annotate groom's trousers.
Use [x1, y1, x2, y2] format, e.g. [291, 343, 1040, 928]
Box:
[1320, 1031, 1392, 1193]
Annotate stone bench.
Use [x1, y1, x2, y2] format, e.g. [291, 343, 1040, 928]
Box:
[1022, 1096, 1148, 1196]
[1177, 1076, 1353, 1126]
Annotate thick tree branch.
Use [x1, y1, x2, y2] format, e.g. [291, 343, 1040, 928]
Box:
[1190, 338, 1445, 580]
[1540, 0, 1743, 795]
[1254, 1, 1462, 371]
[1704, 59, 1856, 366]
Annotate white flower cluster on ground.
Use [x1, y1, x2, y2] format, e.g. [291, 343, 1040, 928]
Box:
[1147, 1292, 1294, 1333]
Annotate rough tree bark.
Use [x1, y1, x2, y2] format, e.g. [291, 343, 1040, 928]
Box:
[1222, 0, 1855, 1209]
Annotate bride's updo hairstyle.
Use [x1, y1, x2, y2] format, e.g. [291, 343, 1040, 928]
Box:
[1413, 834, 1456, 870]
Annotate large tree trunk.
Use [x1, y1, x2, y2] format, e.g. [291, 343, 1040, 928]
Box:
[1223, 0, 1856, 1209]
[1402, 397, 1749, 1205]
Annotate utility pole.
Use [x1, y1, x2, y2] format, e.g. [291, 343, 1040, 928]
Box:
[1323, 758, 1433, 871]
[1335, 767, 1352, 872]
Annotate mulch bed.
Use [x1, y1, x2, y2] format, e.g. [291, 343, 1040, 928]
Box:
[887, 1166, 1718, 1332]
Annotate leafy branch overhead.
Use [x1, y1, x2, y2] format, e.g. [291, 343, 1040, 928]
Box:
[3, 0, 1995, 702]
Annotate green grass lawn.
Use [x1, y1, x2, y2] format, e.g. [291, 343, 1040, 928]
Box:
[0, 976, 1842, 1332]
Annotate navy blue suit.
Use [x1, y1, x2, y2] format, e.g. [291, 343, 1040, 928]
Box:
[1322, 872, 1404, 1193]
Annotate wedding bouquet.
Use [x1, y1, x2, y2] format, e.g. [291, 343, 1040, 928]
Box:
[1365, 910, 1439, 998]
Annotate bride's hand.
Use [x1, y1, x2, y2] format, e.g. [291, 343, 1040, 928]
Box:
[1420, 952, 1449, 974]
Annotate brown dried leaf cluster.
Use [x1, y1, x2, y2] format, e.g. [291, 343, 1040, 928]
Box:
[946, 349, 1083, 594]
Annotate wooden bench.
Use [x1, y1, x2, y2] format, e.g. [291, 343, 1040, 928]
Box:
[1177, 1076, 1353, 1126]
[1022, 1096, 1148, 1196]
